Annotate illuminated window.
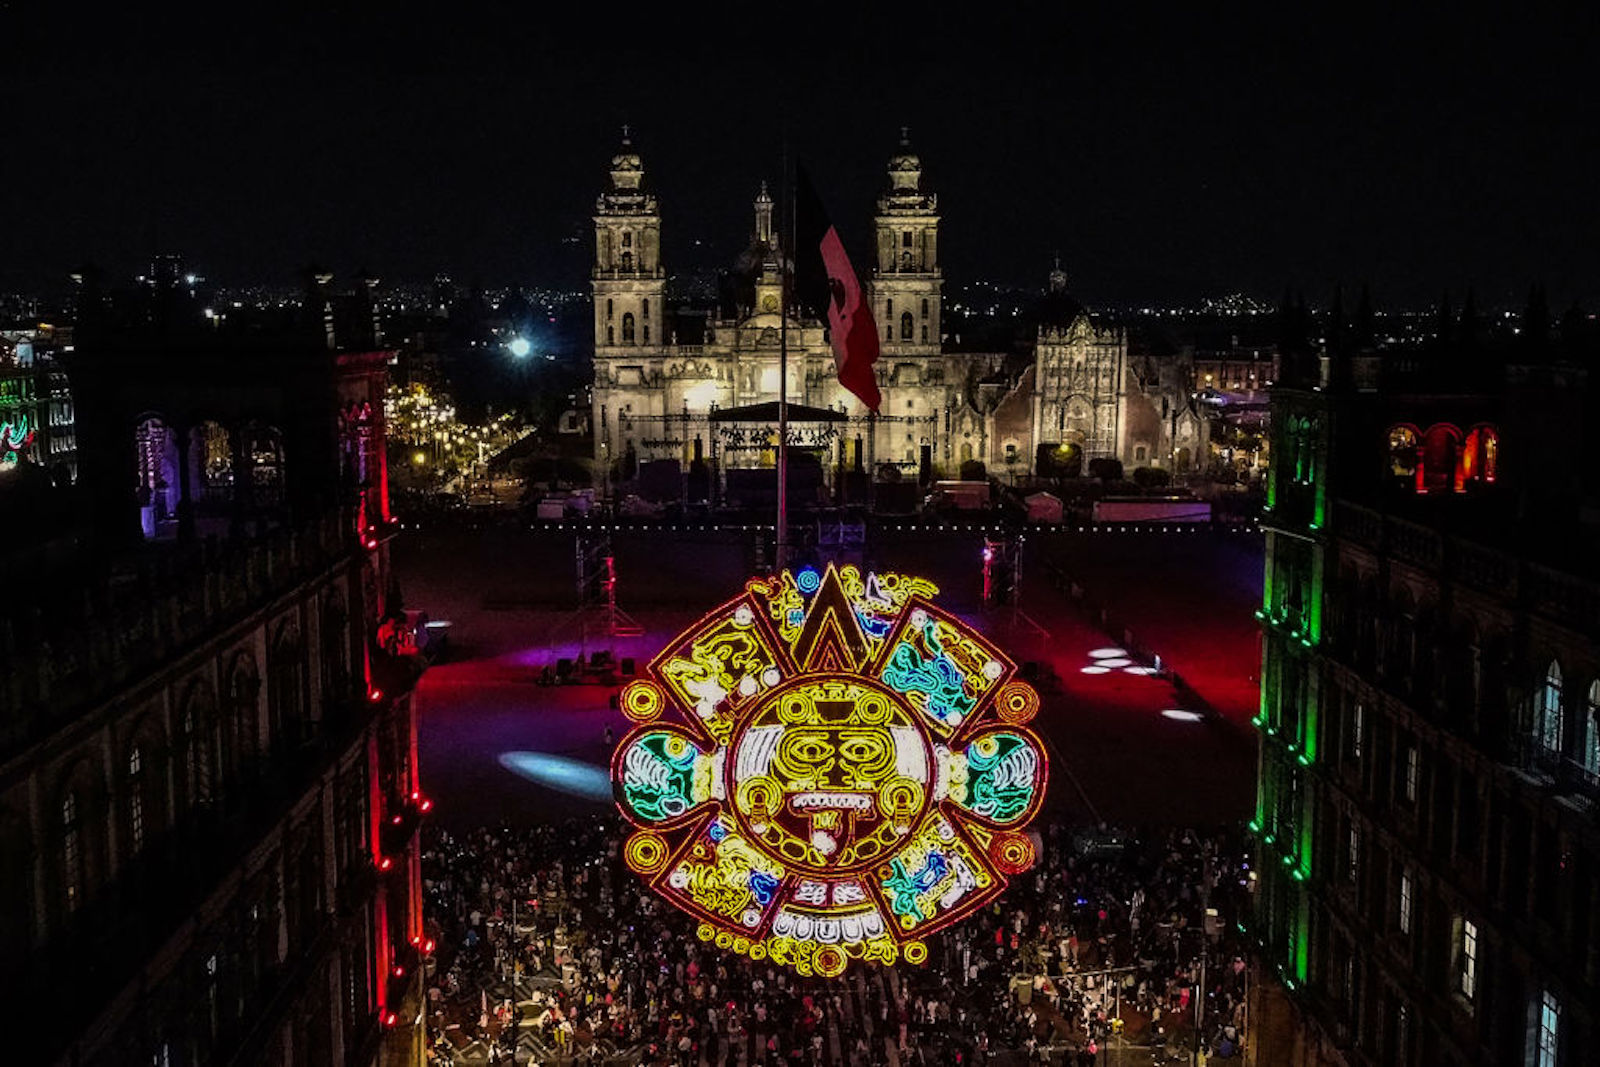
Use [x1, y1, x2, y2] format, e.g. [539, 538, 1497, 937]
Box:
[1404, 745, 1418, 804]
[1537, 990, 1559, 1067]
[622, 313, 636, 344]
[62, 792, 82, 914]
[1347, 823, 1360, 884]
[1585, 681, 1600, 779]
[1398, 869, 1413, 934]
[191, 422, 233, 504]
[1541, 661, 1564, 755]
[245, 425, 284, 508]
[1387, 424, 1419, 481]
[128, 746, 145, 854]
[1458, 425, 1498, 488]
[1456, 918, 1478, 1000]
[1351, 702, 1364, 760]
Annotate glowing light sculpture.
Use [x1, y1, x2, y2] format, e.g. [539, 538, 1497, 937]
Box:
[612, 563, 1047, 975]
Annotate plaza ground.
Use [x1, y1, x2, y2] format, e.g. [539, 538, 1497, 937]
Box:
[396, 522, 1263, 833]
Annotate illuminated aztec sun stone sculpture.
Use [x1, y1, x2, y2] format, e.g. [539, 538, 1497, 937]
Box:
[611, 563, 1048, 976]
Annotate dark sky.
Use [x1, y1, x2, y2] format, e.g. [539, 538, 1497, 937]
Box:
[4, 5, 1598, 308]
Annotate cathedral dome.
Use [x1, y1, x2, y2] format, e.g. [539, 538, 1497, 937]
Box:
[609, 128, 644, 190]
[887, 127, 922, 191]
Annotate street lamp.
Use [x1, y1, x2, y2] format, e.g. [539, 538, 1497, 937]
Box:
[507, 336, 531, 359]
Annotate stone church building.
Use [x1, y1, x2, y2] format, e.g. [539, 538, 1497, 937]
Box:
[588, 131, 1205, 491]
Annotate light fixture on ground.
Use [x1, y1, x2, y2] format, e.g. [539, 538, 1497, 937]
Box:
[1161, 709, 1204, 722]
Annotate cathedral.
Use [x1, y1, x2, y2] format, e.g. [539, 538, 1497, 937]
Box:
[588, 131, 1205, 494]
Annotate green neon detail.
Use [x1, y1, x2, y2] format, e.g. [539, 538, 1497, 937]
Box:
[1294, 893, 1310, 983]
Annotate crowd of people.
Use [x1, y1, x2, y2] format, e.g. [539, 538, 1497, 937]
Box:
[420, 817, 1255, 1065]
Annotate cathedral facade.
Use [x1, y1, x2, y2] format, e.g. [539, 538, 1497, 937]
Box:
[588, 132, 1204, 492]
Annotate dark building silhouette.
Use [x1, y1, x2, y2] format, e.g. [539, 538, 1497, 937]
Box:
[0, 268, 428, 1065]
[1251, 313, 1599, 1065]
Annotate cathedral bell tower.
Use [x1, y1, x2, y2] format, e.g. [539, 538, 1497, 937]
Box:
[593, 127, 666, 353]
[869, 128, 941, 355]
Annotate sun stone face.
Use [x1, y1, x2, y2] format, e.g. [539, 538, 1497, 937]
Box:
[732, 679, 932, 874]
[611, 564, 1048, 976]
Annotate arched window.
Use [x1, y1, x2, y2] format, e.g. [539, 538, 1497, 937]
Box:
[886, 299, 893, 319]
[1540, 661, 1564, 755]
[230, 653, 261, 776]
[1387, 425, 1419, 482]
[620, 251, 633, 272]
[269, 625, 305, 752]
[1457, 425, 1499, 489]
[189, 421, 233, 506]
[885, 322, 893, 341]
[135, 416, 180, 537]
[607, 325, 615, 345]
[1585, 680, 1600, 779]
[643, 324, 650, 344]
[61, 792, 82, 915]
[921, 298, 929, 318]
[642, 298, 650, 318]
[902, 231, 913, 248]
[1418, 423, 1461, 495]
[179, 705, 214, 809]
[900, 312, 913, 341]
[622, 313, 635, 343]
[921, 325, 928, 343]
[127, 746, 145, 855]
[901, 251, 913, 269]
[622, 231, 632, 249]
[606, 299, 614, 320]
[244, 424, 285, 508]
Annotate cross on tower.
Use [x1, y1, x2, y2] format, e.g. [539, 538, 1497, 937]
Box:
[621, 123, 631, 142]
[900, 125, 910, 144]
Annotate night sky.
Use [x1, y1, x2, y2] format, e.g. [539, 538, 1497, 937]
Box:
[5, 5, 1598, 308]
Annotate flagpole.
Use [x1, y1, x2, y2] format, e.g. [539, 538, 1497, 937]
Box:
[776, 139, 790, 572]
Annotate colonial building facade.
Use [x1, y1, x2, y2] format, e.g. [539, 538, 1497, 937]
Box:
[587, 131, 1205, 494]
[1252, 342, 1598, 1066]
[0, 273, 428, 1066]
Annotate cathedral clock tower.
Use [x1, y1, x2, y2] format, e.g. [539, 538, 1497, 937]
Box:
[869, 129, 941, 355]
[593, 128, 665, 354]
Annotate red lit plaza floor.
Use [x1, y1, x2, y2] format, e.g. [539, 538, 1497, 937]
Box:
[397, 525, 1262, 833]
